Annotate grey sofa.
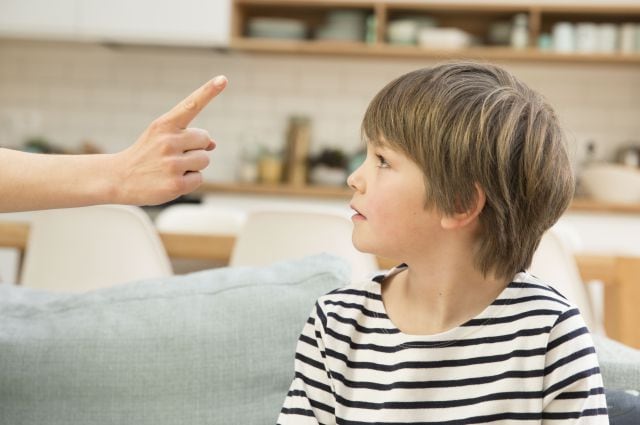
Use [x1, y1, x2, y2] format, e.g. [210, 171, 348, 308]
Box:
[1, 254, 639, 424]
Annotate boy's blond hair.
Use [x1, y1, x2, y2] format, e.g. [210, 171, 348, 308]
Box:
[362, 62, 574, 280]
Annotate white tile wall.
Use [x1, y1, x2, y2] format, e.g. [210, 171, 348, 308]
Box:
[1, 39, 639, 182]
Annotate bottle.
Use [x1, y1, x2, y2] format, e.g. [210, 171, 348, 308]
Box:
[237, 142, 259, 183]
[283, 116, 311, 187]
[510, 13, 529, 50]
[365, 14, 377, 44]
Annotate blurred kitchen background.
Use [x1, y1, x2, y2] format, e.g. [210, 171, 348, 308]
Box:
[1, 0, 639, 184]
[1, 0, 640, 346]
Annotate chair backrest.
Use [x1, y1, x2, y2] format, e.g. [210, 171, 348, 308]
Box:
[21, 205, 172, 292]
[229, 210, 379, 281]
[155, 204, 246, 235]
[529, 225, 601, 334]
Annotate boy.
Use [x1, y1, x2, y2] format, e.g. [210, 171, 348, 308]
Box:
[278, 62, 608, 424]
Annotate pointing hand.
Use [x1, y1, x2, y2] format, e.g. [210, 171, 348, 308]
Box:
[113, 75, 228, 205]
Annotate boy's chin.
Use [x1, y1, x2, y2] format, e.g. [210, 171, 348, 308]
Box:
[351, 235, 376, 256]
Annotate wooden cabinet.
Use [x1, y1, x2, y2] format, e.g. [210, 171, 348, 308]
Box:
[231, 0, 640, 64]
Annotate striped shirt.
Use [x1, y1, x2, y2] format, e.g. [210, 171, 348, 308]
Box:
[278, 266, 609, 424]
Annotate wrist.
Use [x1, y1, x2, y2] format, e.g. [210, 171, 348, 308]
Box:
[100, 153, 125, 205]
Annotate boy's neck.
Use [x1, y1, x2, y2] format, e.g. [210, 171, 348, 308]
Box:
[381, 257, 508, 336]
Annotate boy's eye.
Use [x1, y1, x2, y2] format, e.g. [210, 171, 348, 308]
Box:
[376, 154, 389, 168]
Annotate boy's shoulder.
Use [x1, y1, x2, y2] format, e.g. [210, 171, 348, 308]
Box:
[509, 271, 581, 317]
[318, 275, 381, 305]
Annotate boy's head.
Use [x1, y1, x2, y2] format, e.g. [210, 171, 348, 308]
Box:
[361, 62, 574, 280]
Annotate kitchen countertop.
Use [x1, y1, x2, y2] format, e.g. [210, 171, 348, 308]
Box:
[197, 182, 640, 214]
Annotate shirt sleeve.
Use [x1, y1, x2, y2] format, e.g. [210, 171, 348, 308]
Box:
[542, 307, 610, 424]
[277, 302, 336, 425]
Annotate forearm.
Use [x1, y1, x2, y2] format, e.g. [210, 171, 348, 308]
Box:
[0, 76, 227, 213]
[0, 148, 119, 213]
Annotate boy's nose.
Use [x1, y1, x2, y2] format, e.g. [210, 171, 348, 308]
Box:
[347, 167, 364, 193]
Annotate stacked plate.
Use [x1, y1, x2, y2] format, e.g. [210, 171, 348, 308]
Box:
[315, 10, 368, 42]
[247, 17, 307, 40]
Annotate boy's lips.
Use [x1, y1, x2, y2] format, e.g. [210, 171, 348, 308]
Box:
[350, 204, 366, 220]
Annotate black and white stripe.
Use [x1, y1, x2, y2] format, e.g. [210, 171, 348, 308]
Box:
[278, 269, 608, 424]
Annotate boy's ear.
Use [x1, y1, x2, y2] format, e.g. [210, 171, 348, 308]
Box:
[440, 184, 486, 230]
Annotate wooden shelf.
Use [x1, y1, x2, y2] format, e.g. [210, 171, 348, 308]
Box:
[231, 38, 640, 64]
[232, 0, 640, 65]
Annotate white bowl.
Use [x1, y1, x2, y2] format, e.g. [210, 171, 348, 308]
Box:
[387, 20, 419, 45]
[580, 163, 640, 204]
[417, 27, 472, 50]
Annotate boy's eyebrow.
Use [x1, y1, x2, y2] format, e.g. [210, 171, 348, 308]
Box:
[365, 134, 390, 149]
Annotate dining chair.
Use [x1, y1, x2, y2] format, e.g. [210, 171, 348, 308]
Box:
[155, 203, 246, 235]
[529, 224, 604, 334]
[229, 209, 379, 282]
[20, 205, 172, 292]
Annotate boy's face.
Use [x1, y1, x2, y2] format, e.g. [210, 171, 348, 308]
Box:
[347, 140, 445, 261]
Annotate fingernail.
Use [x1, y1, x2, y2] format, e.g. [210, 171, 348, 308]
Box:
[212, 75, 227, 87]
[206, 140, 216, 151]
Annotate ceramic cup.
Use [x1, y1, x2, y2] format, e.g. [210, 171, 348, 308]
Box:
[553, 22, 575, 53]
[575, 22, 598, 53]
[597, 23, 618, 53]
[620, 23, 636, 54]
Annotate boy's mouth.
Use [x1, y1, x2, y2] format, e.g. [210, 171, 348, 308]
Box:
[350, 204, 366, 220]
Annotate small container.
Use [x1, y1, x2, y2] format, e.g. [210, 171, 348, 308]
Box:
[488, 21, 512, 46]
[258, 155, 283, 184]
[510, 13, 529, 49]
[365, 14, 376, 44]
[597, 23, 618, 53]
[537, 33, 553, 51]
[620, 23, 636, 54]
[575, 22, 598, 53]
[552, 22, 575, 53]
[387, 19, 419, 45]
[617, 144, 640, 168]
[418, 27, 472, 50]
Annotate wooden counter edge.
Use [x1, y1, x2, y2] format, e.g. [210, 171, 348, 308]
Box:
[0, 220, 624, 277]
[197, 183, 640, 214]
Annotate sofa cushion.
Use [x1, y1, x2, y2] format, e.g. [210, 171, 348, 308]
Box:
[594, 334, 640, 391]
[0, 254, 350, 425]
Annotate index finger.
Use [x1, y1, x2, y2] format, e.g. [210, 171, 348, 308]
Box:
[161, 75, 228, 129]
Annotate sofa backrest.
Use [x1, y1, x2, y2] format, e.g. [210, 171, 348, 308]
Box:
[0, 254, 350, 425]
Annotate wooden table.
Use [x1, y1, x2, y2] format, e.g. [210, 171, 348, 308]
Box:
[2, 220, 639, 348]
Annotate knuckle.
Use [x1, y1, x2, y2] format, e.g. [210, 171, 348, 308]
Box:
[149, 117, 166, 131]
[164, 156, 181, 174]
[171, 177, 187, 195]
[159, 136, 177, 155]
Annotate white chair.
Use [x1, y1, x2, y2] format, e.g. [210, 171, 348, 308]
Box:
[229, 210, 379, 281]
[155, 204, 246, 235]
[20, 205, 172, 292]
[529, 225, 603, 334]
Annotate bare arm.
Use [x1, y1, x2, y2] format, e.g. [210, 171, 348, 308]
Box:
[0, 75, 227, 213]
